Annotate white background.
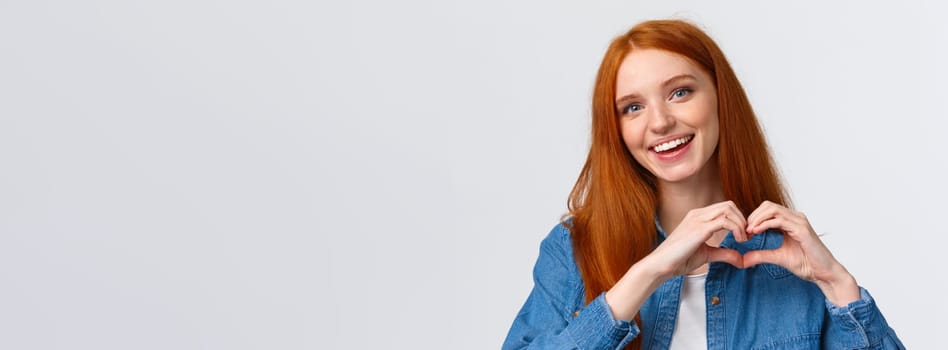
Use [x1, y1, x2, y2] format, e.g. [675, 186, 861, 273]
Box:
[1, 1, 944, 349]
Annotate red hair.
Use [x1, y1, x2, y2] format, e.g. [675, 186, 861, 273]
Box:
[565, 20, 789, 349]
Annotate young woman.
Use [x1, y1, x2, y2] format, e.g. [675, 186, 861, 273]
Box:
[503, 20, 904, 350]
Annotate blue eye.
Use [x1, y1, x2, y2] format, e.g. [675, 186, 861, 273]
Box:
[671, 88, 693, 99]
[621, 104, 643, 115]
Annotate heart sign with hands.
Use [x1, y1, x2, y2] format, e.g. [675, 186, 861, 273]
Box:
[644, 200, 860, 307]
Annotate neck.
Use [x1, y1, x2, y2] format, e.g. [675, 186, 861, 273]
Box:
[657, 160, 727, 240]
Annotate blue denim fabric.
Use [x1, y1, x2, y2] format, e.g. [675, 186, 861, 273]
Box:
[503, 221, 905, 350]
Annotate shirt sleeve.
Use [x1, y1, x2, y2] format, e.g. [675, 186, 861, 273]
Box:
[822, 287, 906, 349]
[502, 224, 639, 350]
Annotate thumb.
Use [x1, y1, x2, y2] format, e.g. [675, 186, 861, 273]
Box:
[705, 246, 743, 269]
[743, 249, 784, 268]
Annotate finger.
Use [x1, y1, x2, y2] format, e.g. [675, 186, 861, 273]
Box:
[702, 201, 746, 241]
[712, 215, 743, 241]
[755, 216, 822, 246]
[748, 216, 788, 237]
[745, 201, 775, 231]
[743, 247, 786, 268]
[750, 216, 812, 242]
[722, 202, 748, 241]
[720, 211, 747, 242]
[705, 245, 743, 269]
[700, 201, 737, 221]
[747, 202, 786, 235]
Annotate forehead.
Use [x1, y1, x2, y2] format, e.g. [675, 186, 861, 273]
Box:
[615, 48, 708, 95]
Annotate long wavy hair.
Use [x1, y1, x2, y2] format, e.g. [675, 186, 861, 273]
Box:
[565, 19, 789, 349]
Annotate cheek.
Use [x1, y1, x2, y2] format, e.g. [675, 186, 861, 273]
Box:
[682, 99, 715, 125]
[619, 120, 646, 150]
[706, 112, 720, 146]
[619, 120, 652, 166]
[683, 98, 720, 142]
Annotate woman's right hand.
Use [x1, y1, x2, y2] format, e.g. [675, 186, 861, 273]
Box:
[642, 200, 748, 280]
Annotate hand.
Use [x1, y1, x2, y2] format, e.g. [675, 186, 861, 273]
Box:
[742, 201, 860, 306]
[642, 201, 747, 280]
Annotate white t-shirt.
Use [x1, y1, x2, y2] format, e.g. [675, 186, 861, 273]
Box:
[668, 272, 708, 350]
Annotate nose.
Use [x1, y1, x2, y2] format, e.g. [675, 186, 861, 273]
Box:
[646, 103, 675, 134]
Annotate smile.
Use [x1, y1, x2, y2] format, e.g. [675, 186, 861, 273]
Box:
[651, 135, 694, 153]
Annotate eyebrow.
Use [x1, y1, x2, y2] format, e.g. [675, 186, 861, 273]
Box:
[614, 74, 698, 107]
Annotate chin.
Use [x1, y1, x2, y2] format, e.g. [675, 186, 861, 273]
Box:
[653, 166, 700, 183]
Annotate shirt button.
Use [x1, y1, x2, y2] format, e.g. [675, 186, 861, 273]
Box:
[573, 310, 580, 317]
[710, 296, 720, 305]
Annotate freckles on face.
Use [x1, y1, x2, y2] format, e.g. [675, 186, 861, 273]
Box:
[614, 48, 719, 184]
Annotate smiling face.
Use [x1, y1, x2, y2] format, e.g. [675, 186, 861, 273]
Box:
[615, 48, 720, 185]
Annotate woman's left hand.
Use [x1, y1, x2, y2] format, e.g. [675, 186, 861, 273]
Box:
[742, 201, 861, 306]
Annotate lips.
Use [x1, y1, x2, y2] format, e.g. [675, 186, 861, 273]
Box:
[650, 135, 694, 153]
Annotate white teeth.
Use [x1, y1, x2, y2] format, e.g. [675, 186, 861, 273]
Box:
[653, 135, 693, 152]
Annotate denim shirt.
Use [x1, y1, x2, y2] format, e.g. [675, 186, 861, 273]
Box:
[503, 221, 905, 350]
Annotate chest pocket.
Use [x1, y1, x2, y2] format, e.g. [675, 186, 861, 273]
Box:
[751, 333, 821, 350]
[763, 262, 794, 279]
